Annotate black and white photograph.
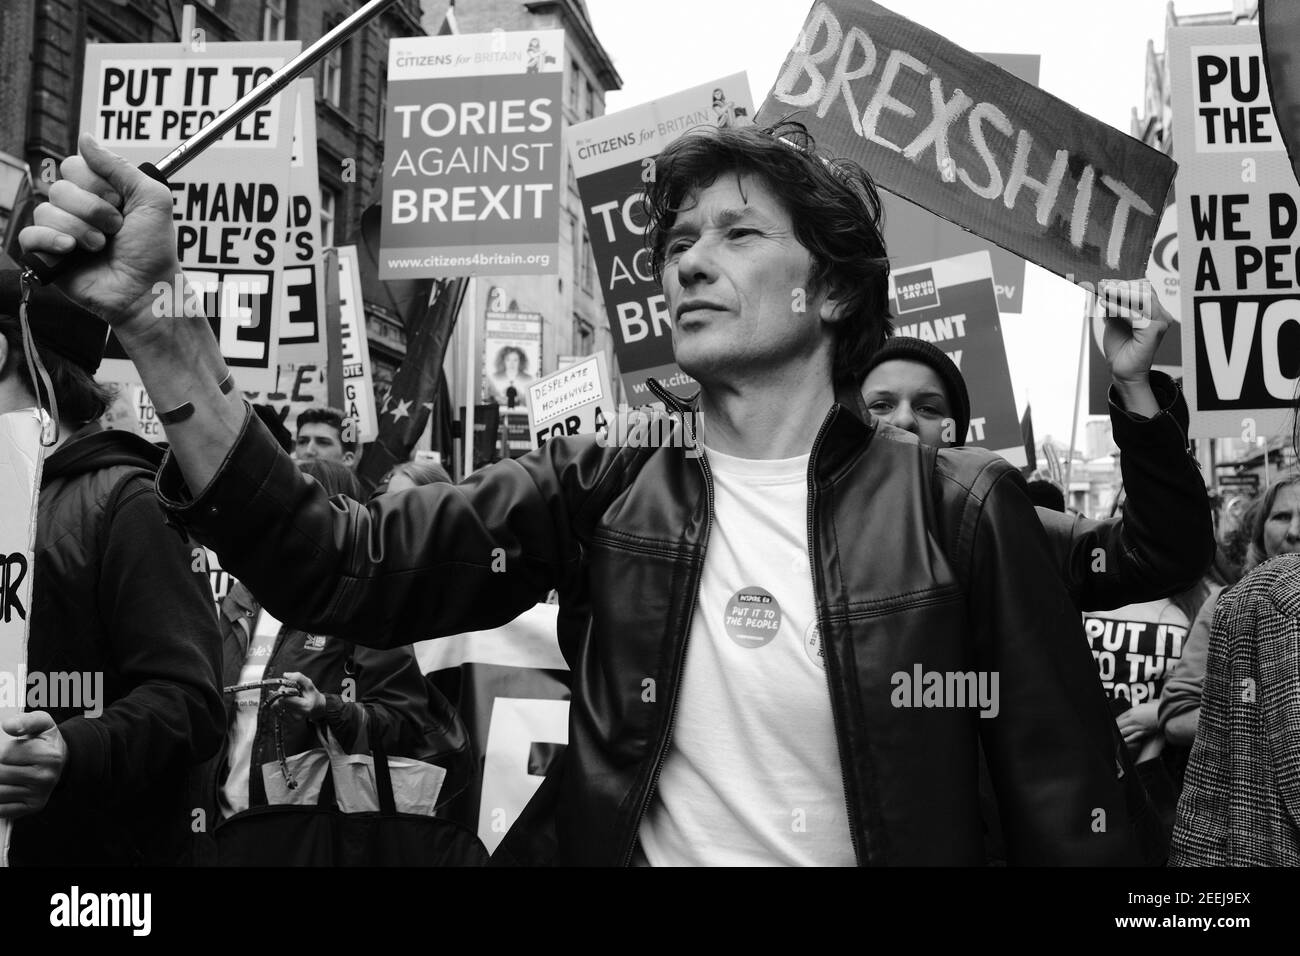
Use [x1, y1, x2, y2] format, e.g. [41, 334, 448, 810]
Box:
[0, 0, 1293, 938]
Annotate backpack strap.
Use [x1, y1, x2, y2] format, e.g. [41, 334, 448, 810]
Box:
[104, 465, 158, 524]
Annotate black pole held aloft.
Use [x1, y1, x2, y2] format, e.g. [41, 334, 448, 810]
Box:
[18, 0, 400, 286]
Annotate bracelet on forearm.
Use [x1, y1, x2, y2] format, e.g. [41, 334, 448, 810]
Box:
[156, 371, 235, 425]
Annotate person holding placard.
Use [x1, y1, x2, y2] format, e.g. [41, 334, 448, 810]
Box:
[22, 125, 1161, 866]
[0, 274, 223, 865]
[858, 295, 1214, 860]
[859, 286, 1214, 614]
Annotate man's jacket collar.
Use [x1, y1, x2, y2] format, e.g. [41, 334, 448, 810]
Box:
[643, 376, 879, 477]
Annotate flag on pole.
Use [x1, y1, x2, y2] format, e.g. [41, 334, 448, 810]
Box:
[351, 202, 468, 489]
[1020, 405, 1037, 478]
[356, 277, 468, 490]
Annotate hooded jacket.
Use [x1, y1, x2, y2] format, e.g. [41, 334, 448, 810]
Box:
[156, 381, 1174, 866]
[9, 424, 224, 866]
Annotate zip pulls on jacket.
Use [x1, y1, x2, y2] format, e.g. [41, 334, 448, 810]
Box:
[624, 378, 715, 866]
[804, 404, 867, 865]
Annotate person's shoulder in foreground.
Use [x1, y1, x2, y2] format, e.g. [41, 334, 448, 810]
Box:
[1170, 552, 1300, 866]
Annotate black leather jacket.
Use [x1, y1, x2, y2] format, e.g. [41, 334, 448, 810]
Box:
[157, 378, 1204, 865]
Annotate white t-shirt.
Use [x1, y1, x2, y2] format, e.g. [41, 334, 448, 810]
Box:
[219, 610, 282, 818]
[636, 446, 855, 866]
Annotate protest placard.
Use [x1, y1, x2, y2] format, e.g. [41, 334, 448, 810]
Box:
[483, 307, 542, 413]
[879, 53, 1039, 315]
[241, 364, 329, 433]
[527, 351, 611, 449]
[100, 383, 162, 443]
[83, 41, 299, 392]
[380, 30, 565, 279]
[102, 362, 328, 442]
[414, 602, 570, 855]
[888, 251, 1025, 465]
[1082, 599, 1189, 709]
[335, 246, 379, 443]
[0, 409, 44, 866]
[278, 80, 327, 371]
[98, 80, 318, 443]
[1086, 195, 1184, 415]
[760, 0, 1176, 288]
[569, 74, 754, 401]
[1170, 25, 1300, 439]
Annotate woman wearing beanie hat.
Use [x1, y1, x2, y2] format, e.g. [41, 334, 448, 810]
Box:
[859, 293, 1215, 862]
[856, 289, 1211, 613]
[861, 337, 971, 448]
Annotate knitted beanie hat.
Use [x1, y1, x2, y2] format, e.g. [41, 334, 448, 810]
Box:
[0, 270, 109, 374]
[862, 336, 971, 447]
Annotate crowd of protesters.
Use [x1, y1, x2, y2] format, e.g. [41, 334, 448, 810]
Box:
[1, 117, 1297, 867]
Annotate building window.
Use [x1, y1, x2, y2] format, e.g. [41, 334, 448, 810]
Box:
[262, 0, 287, 42]
[320, 187, 337, 248]
[322, 22, 344, 107]
[581, 230, 594, 294]
[568, 60, 581, 112]
[569, 212, 581, 288]
[376, 62, 387, 137]
[574, 317, 593, 355]
[587, 81, 598, 119]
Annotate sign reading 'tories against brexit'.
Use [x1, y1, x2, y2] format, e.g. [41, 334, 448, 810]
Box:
[381, 30, 565, 279]
[1169, 25, 1300, 439]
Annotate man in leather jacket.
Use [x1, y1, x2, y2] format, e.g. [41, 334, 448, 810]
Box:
[22, 123, 1180, 865]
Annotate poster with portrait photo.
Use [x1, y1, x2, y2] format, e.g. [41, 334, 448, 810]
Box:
[483, 300, 543, 413]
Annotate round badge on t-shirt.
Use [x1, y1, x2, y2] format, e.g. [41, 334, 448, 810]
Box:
[723, 587, 782, 648]
[804, 621, 824, 669]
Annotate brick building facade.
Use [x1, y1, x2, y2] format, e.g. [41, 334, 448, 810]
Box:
[0, 0, 621, 415]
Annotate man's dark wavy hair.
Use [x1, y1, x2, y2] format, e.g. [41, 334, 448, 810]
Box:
[644, 120, 892, 387]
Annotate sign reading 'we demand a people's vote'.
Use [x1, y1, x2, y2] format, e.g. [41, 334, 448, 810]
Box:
[759, 0, 1177, 288]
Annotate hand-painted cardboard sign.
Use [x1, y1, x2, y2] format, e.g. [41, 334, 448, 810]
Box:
[760, 0, 1176, 289]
